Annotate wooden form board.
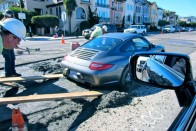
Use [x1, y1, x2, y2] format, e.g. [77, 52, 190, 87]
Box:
[0, 91, 103, 105]
[0, 74, 64, 83]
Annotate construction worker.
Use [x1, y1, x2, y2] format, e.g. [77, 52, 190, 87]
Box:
[0, 18, 26, 77]
[90, 25, 108, 39]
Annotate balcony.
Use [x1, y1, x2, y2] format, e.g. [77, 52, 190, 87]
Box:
[95, 2, 109, 8]
[81, 0, 91, 4]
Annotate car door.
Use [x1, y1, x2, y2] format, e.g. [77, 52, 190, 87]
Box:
[137, 26, 142, 33]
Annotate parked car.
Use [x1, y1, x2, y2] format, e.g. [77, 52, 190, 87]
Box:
[185, 27, 194, 32]
[61, 33, 165, 89]
[117, 27, 127, 32]
[82, 24, 117, 39]
[162, 25, 175, 33]
[175, 26, 183, 32]
[181, 27, 186, 32]
[123, 25, 147, 35]
[129, 52, 195, 130]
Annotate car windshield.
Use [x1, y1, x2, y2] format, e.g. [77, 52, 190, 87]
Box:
[129, 25, 138, 29]
[164, 25, 171, 28]
[81, 37, 122, 51]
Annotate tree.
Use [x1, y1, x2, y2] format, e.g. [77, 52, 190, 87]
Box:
[189, 22, 196, 28]
[9, 6, 31, 26]
[158, 20, 169, 27]
[87, 6, 100, 27]
[18, 0, 25, 8]
[177, 20, 187, 27]
[63, 0, 77, 33]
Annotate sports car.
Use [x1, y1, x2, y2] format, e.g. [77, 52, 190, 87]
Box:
[61, 33, 165, 89]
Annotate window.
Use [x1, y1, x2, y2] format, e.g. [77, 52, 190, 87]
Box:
[130, 5, 132, 11]
[120, 41, 135, 52]
[82, 37, 122, 51]
[49, 8, 52, 15]
[76, 7, 86, 19]
[132, 38, 150, 50]
[56, 7, 58, 17]
[58, 7, 61, 18]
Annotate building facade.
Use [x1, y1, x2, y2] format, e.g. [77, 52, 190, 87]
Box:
[1, 0, 185, 34]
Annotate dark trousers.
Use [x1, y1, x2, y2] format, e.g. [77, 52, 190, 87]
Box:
[2, 49, 16, 76]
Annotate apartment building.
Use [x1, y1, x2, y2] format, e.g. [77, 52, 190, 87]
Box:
[0, 0, 18, 12]
[0, 0, 171, 34]
[124, 0, 134, 27]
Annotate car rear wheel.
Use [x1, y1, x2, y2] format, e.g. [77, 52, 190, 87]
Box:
[119, 66, 131, 90]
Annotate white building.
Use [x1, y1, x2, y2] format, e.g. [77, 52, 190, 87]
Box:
[124, 0, 134, 27]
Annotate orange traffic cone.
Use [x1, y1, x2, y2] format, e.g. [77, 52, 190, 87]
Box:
[61, 34, 65, 44]
[12, 108, 28, 131]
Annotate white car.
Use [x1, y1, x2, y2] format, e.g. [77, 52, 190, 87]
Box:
[124, 25, 147, 35]
[162, 25, 175, 33]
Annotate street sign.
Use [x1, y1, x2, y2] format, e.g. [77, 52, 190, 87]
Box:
[61, 12, 67, 36]
[61, 12, 66, 22]
[18, 13, 26, 19]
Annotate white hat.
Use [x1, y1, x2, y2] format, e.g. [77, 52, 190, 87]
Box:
[0, 18, 26, 41]
[102, 25, 108, 32]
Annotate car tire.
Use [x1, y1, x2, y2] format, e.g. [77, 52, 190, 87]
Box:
[142, 31, 145, 36]
[119, 66, 131, 90]
[84, 36, 90, 39]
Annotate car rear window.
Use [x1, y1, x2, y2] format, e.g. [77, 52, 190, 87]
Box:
[82, 37, 122, 51]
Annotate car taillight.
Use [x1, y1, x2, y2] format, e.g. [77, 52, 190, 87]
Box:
[89, 62, 113, 70]
[63, 55, 68, 61]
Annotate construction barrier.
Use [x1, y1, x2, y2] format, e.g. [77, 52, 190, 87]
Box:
[61, 34, 65, 44]
[12, 108, 28, 131]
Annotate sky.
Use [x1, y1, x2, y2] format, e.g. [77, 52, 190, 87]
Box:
[148, 0, 196, 17]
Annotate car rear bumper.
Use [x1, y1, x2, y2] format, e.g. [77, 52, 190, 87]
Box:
[61, 61, 123, 87]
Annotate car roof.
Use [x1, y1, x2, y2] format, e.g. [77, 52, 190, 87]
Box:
[98, 33, 141, 41]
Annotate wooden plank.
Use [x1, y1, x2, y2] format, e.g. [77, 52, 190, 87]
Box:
[0, 82, 19, 88]
[0, 91, 103, 105]
[0, 74, 64, 83]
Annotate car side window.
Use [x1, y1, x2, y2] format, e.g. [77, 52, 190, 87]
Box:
[132, 38, 150, 50]
[120, 41, 135, 52]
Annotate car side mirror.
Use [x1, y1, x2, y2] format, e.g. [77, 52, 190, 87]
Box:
[129, 52, 193, 88]
[129, 52, 195, 106]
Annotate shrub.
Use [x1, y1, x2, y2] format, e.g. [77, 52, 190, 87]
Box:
[80, 21, 91, 31]
[31, 15, 59, 28]
[9, 7, 31, 26]
[0, 12, 3, 20]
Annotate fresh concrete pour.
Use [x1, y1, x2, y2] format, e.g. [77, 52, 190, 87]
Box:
[0, 59, 181, 130]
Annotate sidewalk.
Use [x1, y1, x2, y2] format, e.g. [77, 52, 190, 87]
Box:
[25, 35, 84, 41]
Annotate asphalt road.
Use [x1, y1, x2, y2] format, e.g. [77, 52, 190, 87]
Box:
[0, 31, 195, 69]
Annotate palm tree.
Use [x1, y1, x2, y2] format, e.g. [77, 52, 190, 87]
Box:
[63, 0, 77, 33]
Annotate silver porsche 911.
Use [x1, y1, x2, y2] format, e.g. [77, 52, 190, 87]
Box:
[61, 33, 165, 89]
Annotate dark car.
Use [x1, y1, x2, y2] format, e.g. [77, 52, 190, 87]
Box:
[61, 33, 165, 89]
[129, 52, 195, 130]
[175, 26, 183, 32]
[82, 24, 117, 39]
[185, 27, 194, 32]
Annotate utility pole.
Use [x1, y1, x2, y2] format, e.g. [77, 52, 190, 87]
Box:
[19, 0, 23, 23]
